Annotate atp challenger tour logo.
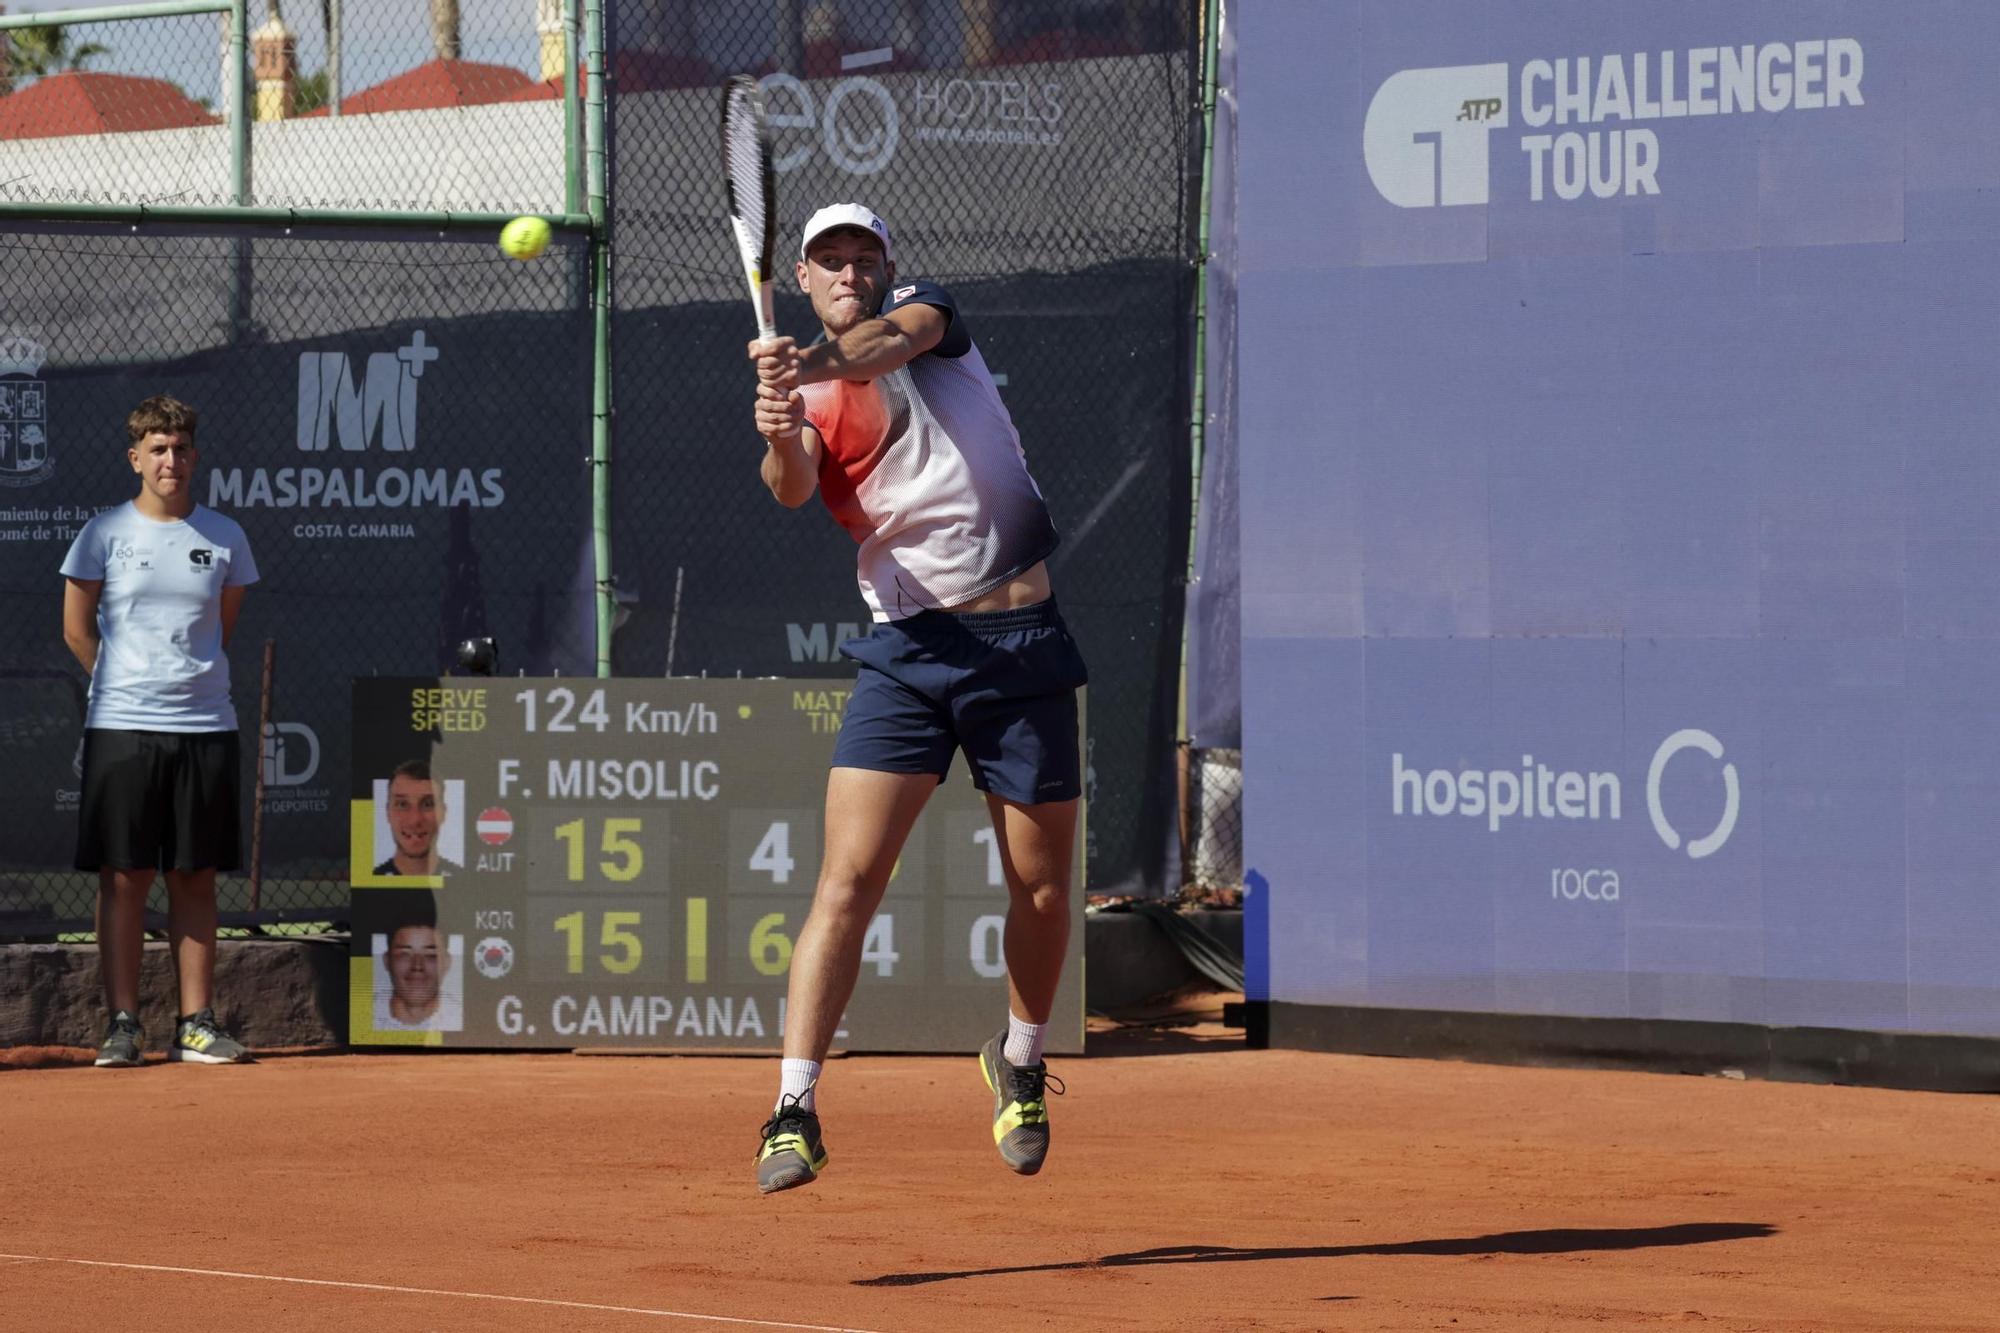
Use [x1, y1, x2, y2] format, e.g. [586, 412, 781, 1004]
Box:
[208, 330, 505, 526]
[1365, 38, 1864, 206]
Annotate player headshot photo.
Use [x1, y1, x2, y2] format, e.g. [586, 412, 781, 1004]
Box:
[370, 890, 464, 1034]
[371, 759, 464, 878]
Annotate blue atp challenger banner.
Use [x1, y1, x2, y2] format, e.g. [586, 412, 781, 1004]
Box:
[1239, 2, 2000, 1039]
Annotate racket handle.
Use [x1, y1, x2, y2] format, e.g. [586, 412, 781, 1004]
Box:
[755, 281, 776, 342]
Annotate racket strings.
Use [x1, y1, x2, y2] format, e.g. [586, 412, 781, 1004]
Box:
[720, 81, 774, 274]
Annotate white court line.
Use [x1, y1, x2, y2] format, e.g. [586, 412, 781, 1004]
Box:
[0, 1253, 886, 1332]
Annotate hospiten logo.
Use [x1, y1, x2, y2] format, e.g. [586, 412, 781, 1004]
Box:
[1646, 728, 1738, 860]
[1391, 727, 1741, 859]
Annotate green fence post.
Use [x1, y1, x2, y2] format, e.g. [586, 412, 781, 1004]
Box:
[586, 0, 614, 678]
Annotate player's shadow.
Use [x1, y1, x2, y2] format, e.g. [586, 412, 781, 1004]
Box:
[854, 1221, 1776, 1287]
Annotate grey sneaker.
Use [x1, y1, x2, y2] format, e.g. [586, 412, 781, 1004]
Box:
[94, 1010, 144, 1067]
[169, 1008, 252, 1064]
[978, 1031, 1064, 1176]
[755, 1091, 827, 1194]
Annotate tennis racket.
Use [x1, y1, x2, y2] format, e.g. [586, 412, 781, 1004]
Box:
[720, 74, 778, 342]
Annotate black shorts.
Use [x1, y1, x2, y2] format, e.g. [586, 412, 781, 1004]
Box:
[75, 728, 242, 874]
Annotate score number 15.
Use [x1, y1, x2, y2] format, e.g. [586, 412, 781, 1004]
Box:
[549, 816, 662, 977]
[554, 817, 642, 882]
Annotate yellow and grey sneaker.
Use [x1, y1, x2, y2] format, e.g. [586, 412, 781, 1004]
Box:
[978, 1031, 1065, 1176]
[169, 1008, 252, 1064]
[756, 1091, 827, 1194]
[94, 1010, 144, 1068]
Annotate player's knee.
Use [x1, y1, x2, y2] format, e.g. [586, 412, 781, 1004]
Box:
[99, 870, 153, 900]
[812, 869, 885, 919]
[1010, 876, 1070, 918]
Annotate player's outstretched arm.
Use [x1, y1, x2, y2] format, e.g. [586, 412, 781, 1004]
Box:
[754, 381, 819, 508]
[798, 303, 947, 385]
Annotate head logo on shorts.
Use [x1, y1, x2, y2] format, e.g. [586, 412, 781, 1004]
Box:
[1647, 728, 1739, 859]
[1364, 63, 1511, 207]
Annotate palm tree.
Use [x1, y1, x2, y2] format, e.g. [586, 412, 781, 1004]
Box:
[293, 65, 331, 115]
[6, 23, 110, 80]
[429, 0, 460, 62]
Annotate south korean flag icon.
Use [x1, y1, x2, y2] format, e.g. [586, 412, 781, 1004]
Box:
[473, 936, 515, 980]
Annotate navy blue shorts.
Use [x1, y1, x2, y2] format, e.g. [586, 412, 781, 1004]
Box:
[832, 599, 1088, 805]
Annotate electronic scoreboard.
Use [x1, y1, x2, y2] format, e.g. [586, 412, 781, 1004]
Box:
[347, 677, 1085, 1053]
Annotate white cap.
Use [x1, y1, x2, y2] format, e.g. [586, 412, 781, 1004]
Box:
[799, 203, 893, 263]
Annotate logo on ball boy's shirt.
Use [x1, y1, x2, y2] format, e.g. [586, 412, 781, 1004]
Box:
[189, 548, 214, 567]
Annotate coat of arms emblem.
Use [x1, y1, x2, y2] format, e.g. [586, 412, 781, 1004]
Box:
[0, 330, 52, 488]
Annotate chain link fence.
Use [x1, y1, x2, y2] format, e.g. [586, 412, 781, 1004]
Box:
[608, 0, 1201, 897]
[1181, 744, 1241, 899]
[0, 226, 594, 935]
[0, 0, 572, 213]
[0, 0, 1205, 936]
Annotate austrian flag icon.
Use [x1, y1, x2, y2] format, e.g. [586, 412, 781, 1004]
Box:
[477, 807, 513, 846]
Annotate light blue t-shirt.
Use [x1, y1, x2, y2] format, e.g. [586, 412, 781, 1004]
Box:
[59, 502, 259, 731]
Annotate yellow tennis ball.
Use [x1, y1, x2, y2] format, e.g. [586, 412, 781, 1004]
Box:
[499, 216, 551, 261]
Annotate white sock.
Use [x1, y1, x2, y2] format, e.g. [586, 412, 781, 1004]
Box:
[777, 1058, 820, 1113]
[1004, 1012, 1046, 1067]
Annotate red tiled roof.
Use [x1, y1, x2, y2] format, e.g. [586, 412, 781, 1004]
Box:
[0, 70, 219, 141]
[502, 77, 560, 105]
[301, 58, 535, 117]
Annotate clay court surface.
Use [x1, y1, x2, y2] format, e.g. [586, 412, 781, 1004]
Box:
[4, 1018, 1997, 1332]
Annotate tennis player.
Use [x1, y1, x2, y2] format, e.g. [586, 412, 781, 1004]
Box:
[60, 395, 258, 1067]
[747, 204, 1085, 1192]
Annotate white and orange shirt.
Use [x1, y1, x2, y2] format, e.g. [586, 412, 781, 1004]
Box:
[799, 280, 1058, 622]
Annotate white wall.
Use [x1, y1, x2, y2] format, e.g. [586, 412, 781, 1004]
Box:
[0, 99, 567, 215]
